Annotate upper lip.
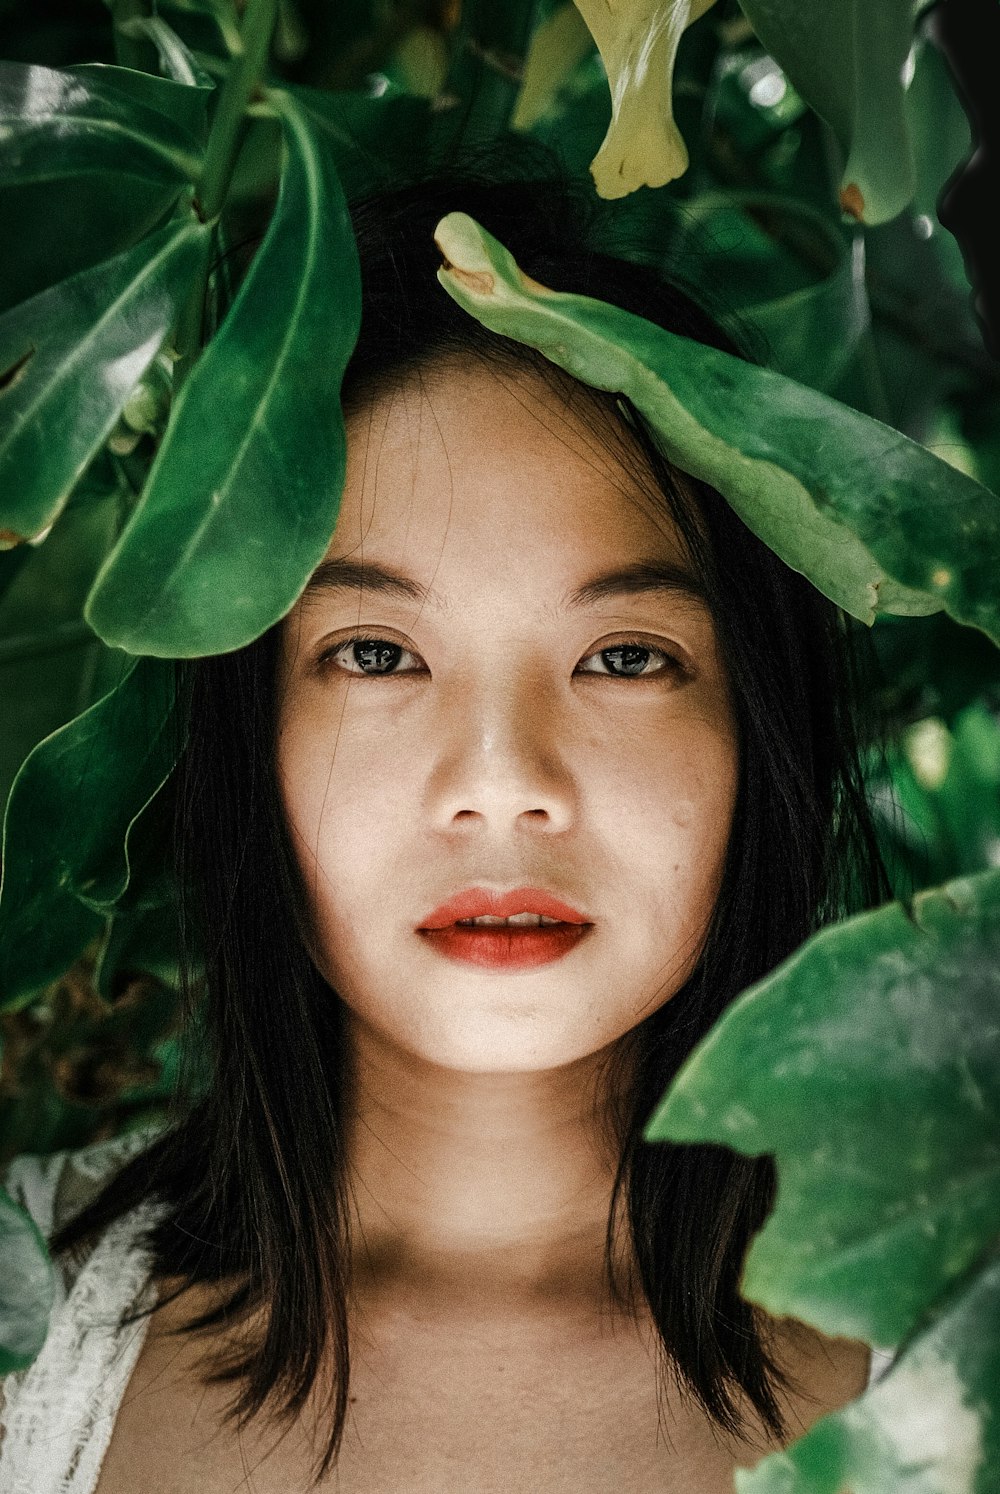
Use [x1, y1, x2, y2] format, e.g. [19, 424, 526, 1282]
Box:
[418, 887, 591, 930]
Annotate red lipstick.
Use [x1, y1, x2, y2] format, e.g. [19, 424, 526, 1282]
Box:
[417, 887, 592, 970]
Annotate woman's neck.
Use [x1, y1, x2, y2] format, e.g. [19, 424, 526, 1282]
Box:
[344, 1016, 632, 1312]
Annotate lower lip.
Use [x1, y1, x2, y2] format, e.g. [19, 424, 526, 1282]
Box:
[418, 924, 591, 969]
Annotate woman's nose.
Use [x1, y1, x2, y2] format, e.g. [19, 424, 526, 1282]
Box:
[426, 668, 576, 835]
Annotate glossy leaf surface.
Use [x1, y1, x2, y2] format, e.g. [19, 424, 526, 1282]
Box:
[737, 1252, 1000, 1494]
[572, 0, 717, 196]
[0, 61, 207, 189]
[0, 1186, 54, 1374]
[0, 62, 209, 312]
[648, 869, 1000, 1348]
[434, 213, 1000, 642]
[736, 0, 915, 224]
[0, 218, 210, 544]
[0, 659, 177, 1010]
[86, 90, 362, 657]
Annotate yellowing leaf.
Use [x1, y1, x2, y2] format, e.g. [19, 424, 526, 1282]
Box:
[573, 0, 717, 198]
[511, 3, 594, 133]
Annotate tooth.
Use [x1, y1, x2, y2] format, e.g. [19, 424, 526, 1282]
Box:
[453, 912, 567, 929]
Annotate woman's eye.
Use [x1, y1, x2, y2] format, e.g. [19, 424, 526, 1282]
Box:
[325, 638, 420, 676]
[577, 643, 682, 678]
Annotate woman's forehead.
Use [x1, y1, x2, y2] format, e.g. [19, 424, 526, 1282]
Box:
[334, 356, 689, 565]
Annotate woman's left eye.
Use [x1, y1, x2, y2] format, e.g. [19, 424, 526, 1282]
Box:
[577, 642, 681, 678]
[320, 636, 683, 679]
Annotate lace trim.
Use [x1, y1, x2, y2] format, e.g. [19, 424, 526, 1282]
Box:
[0, 1130, 166, 1494]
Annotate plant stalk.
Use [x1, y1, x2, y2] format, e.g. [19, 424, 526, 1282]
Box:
[171, 0, 279, 391]
[196, 0, 280, 225]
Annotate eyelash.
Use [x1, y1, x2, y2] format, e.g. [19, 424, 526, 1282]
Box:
[319, 634, 687, 681]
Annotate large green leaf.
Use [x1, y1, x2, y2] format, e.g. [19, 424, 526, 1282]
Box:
[737, 1251, 1000, 1494]
[291, 78, 437, 199]
[433, 213, 1000, 643]
[571, 0, 718, 197]
[0, 62, 208, 192]
[677, 194, 869, 392]
[85, 89, 362, 657]
[0, 1186, 54, 1374]
[647, 868, 1000, 1348]
[0, 485, 123, 817]
[0, 61, 209, 312]
[0, 217, 210, 545]
[0, 658, 177, 1010]
[736, 0, 915, 225]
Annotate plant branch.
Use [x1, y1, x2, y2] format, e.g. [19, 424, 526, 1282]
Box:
[196, 0, 280, 225]
[170, 0, 279, 391]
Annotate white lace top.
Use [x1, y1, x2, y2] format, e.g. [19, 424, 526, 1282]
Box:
[0, 1132, 896, 1493]
[0, 1128, 168, 1494]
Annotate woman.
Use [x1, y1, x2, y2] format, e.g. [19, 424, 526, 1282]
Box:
[0, 164, 890, 1492]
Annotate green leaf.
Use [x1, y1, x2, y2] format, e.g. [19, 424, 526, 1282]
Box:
[86, 89, 362, 657]
[437, 0, 541, 147]
[0, 61, 208, 189]
[0, 217, 210, 545]
[0, 659, 177, 1010]
[116, 15, 218, 88]
[510, 1, 594, 133]
[678, 194, 870, 391]
[66, 61, 214, 143]
[906, 33, 974, 297]
[736, 0, 915, 225]
[571, 0, 718, 197]
[0, 61, 209, 312]
[433, 213, 1000, 643]
[736, 1251, 1000, 1494]
[0, 484, 123, 817]
[647, 868, 1000, 1348]
[291, 78, 437, 198]
[0, 1186, 54, 1374]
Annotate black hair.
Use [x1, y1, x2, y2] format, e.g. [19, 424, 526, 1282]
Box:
[50, 153, 890, 1483]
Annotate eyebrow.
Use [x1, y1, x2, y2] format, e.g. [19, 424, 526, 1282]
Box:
[301, 556, 709, 612]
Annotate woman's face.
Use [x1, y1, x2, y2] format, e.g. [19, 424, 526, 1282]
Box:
[276, 359, 739, 1072]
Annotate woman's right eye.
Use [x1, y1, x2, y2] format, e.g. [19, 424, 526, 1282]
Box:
[324, 638, 421, 676]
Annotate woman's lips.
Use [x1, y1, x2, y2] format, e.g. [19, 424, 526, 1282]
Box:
[418, 922, 592, 970]
[419, 886, 589, 928]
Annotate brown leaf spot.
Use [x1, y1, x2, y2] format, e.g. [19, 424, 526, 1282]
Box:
[0, 345, 35, 393]
[0, 529, 27, 548]
[840, 183, 865, 221]
[440, 258, 495, 296]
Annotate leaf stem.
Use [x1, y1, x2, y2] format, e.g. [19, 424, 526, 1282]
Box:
[196, 0, 280, 225]
[171, 0, 279, 390]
